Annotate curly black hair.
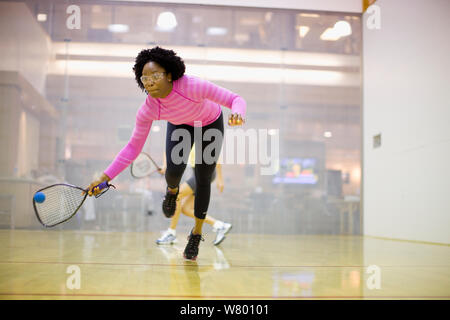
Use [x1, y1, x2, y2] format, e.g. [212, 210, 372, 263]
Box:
[133, 46, 186, 91]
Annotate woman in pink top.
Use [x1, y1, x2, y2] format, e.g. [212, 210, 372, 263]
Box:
[87, 47, 246, 260]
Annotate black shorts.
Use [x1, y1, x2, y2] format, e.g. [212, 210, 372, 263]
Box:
[186, 167, 216, 195]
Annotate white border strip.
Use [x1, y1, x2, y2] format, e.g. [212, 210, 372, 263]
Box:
[106, 0, 362, 13]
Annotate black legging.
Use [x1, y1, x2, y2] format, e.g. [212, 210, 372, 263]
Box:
[165, 112, 224, 219]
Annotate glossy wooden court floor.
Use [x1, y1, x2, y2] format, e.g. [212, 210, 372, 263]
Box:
[0, 230, 449, 299]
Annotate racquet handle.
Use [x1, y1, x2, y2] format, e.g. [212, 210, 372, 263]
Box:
[95, 181, 109, 190]
[87, 181, 115, 198]
[85, 181, 110, 194]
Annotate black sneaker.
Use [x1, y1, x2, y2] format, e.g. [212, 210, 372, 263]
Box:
[162, 187, 179, 218]
[183, 231, 204, 261]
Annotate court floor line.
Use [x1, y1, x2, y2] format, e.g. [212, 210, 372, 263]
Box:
[0, 261, 449, 268]
[0, 293, 449, 299]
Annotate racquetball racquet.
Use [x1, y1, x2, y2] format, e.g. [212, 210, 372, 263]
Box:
[130, 152, 163, 178]
[33, 181, 115, 227]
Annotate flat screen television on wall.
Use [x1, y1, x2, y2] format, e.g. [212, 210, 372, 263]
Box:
[272, 158, 319, 185]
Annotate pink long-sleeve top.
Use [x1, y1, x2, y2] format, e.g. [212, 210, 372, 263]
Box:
[104, 75, 247, 179]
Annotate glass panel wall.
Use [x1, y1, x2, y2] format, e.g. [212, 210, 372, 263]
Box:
[0, 0, 361, 234]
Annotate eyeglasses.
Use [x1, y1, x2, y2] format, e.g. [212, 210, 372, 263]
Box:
[140, 72, 166, 83]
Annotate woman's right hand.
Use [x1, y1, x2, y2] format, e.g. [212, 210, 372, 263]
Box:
[228, 113, 245, 126]
[157, 166, 166, 175]
[86, 173, 111, 197]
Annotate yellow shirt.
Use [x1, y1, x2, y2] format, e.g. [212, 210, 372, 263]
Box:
[188, 144, 196, 168]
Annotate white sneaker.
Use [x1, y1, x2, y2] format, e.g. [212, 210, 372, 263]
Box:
[213, 223, 232, 246]
[156, 229, 177, 245]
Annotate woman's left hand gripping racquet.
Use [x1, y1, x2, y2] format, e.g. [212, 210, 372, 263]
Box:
[33, 181, 115, 228]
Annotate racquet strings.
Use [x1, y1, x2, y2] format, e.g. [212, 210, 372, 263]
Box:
[131, 153, 156, 178]
[34, 185, 86, 227]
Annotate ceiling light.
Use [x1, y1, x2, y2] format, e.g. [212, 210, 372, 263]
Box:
[320, 28, 341, 41]
[157, 11, 177, 31]
[297, 26, 310, 38]
[49, 59, 357, 86]
[37, 13, 47, 22]
[50, 42, 360, 86]
[51, 42, 361, 68]
[320, 21, 352, 41]
[299, 13, 320, 18]
[324, 131, 332, 138]
[207, 27, 228, 36]
[108, 24, 129, 33]
[334, 21, 352, 37]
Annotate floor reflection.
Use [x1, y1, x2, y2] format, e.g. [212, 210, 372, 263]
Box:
[1, 231, 448, 299]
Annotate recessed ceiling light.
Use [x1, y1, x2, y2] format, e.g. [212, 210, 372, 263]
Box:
[324, 131, 332, 138]
[108, 24, 129, 33]
[300, 13, 320, 18]
[297, 26, 310, 38]
[157, 11, 177, 31]
[207, 27, 228, 36]
[320, 28, 340, 41]
[334, 21, 352, 37]
[37, 13, 47, 22]
[320, 21, 352, 41]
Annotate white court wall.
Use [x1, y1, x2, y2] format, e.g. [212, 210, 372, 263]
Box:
[362, 0, 450, 244]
